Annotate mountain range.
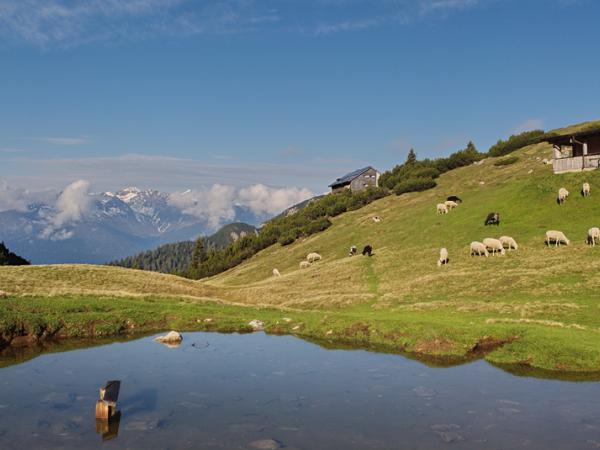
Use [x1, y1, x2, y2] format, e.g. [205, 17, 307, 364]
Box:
[0, 187, 267, 264]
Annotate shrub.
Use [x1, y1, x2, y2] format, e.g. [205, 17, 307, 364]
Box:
[488, 130, 547, 157]
[494, 156, 519, 166]
[394, 178, 437, 195]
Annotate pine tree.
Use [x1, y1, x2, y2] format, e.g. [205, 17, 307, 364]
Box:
[406, 148, 417, 166]
[190, 237, 205, 273]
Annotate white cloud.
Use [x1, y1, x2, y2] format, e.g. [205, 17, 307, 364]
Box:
[0, 147, 25, 153]
[512, 118, 544, 134]
[420, 0, 480, 14]
[40, 179, 92, 239]
[1, 153, 338, 193]
[168, 183, 314, 228]
[0, 180, 29, 212]
[168, 184, 237, 229]
[237, 184, 313, 216]
[32, 137, 89, 146]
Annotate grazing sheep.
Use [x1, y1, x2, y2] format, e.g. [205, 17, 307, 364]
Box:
[437, 248, 449, 267]
[587, 227, 600, 246]
[437, 203, 448, 215]
[470, 241, 489, 257]
[557, 187, 569, 205]
[582, 182, 591, 197]
[273, 268, 281, 277]
[372, 216, 382, 223]
[545, 230, 570, 247]
[307, 252, 322, 263]
[483, 238, 506, 256]
[484, 212, 500, 226]
[446, 195, 462, 203]
[499, 236, 518, 251]
[444, 200, 458, 210]
[349, 245, 357, 257]
[362, 245, 373, 256]
[299, 261, 311, 269]
[542, 158, 550, 165]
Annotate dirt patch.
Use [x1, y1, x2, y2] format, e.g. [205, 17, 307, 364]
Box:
[414, 338, 455, 354]
[468, 335, 516, 355]
[341, 322, 371, 338]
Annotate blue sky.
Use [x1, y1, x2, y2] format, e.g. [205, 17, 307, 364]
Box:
[1, 0, 599, 194]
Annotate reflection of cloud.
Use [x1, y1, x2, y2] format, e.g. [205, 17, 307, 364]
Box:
[512, 118, 544, 134]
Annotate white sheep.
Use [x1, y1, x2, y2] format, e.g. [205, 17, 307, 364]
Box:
[437, 203, 448, 215]
[587, 227, 600, 246]
[273, 268, 281, 277]
[557, 187, 569, 205]
[437, 248, 449, 267]
[372, 216, 382, 223]
[545, 230, 570, 247]
[470, 241, 489, 257]
[499, 236, 518, 251]
[307, 252, 322, 263]
[444, 200, 458, 210]
[582, 182, 591, 197]
[299, 261, 311, 269]
[483, 238, 506, 256]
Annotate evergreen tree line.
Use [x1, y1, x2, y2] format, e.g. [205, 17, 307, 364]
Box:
[380, 129, 552, 196]
[0, 242, 30, 266]
[109, 223, 258, 274]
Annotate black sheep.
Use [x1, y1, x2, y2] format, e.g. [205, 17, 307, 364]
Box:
[362, 245, 373, 256]
[484, 212, 500, 226]
[446, 195, 462, 203]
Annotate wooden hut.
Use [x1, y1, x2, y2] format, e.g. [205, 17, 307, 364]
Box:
[546, 129, 600, 173]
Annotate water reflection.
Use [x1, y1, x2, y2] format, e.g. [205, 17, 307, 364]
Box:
[95, 411, 121, 441]
[1, 332, 600, 449]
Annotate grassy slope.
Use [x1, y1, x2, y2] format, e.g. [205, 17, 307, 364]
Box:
[203, 126, 600, 371]
[3, 121, 600, 372]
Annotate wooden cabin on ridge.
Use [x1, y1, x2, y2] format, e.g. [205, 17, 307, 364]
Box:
[329, 166, 380, 193]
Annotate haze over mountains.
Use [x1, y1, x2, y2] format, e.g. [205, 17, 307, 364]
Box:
[0, 184, 312, 264]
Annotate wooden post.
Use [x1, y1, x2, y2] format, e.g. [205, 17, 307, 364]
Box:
[95, 380, 121, 419]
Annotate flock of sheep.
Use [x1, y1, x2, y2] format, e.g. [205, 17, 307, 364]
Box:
[272, 179, 597, 277]
[436, 181, 597, 267]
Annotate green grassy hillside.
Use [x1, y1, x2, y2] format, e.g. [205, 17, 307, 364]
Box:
[2, 121, 600, 373]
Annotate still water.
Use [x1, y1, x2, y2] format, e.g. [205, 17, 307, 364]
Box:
[1, 331, 600, 449]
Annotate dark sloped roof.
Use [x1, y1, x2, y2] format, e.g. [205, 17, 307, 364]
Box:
[545, 128, 600, 145]
[329, 166, 375, 188]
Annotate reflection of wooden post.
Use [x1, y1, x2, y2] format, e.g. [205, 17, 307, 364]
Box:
[95, 380, 121, 419]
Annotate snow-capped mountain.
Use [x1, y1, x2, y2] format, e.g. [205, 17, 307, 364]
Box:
[0, 187, 266, 264]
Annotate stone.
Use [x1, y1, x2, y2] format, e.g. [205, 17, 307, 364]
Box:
[248, 438, 283, 449]
[249, 320, 264, 331]
[154, 331, 183, 344]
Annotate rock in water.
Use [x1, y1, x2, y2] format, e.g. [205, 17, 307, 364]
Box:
[248, 439, 282, 449]
[154, 331, 183, 344]
[248, 320, 265, 331]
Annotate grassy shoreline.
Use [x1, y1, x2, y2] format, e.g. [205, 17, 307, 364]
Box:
[3, 292, 600, 376]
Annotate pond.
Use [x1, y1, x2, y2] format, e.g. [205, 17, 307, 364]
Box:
[1, 331, 600, 449]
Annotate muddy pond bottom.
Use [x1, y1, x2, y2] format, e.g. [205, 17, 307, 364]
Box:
[0, 331, 599, 449]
